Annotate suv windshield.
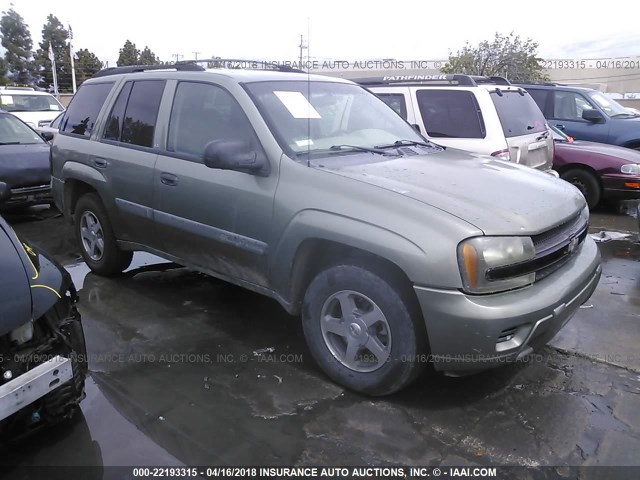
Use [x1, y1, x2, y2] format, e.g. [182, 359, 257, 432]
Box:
[0, 93, 64, 112]
[490, 90, 547, 137]
[588, 92, 631, 117]
[245, 81, 424, 157]
[0, 114, 46, 145]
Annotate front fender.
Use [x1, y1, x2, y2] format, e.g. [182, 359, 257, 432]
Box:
[270, 209, 429, 300]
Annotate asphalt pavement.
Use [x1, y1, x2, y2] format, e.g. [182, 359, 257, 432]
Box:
[1, 203, 639, 476]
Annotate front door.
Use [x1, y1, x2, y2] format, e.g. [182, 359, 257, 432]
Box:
[153, 81, 277, 287]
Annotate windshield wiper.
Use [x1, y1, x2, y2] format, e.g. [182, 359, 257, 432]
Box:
[328, 144, 387, 155]
[611, 113, 636, 118]
[374, 139, 433, 149]
[0, 141, 20, 145]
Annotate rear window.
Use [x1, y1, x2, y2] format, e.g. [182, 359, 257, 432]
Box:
[491, 90, 547, 137]
[415, 90, 485, 138]
[61, 82, 113, 137]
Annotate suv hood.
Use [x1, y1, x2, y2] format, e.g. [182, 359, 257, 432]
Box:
[8, 111, 62, 128]
[315, 149, 585, 235]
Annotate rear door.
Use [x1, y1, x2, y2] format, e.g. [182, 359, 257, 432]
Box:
[153, 81, 277, 287]
[490, 89, 553, 171]
[93, 79, 165, 249]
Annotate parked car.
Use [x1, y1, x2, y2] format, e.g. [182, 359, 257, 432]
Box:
[0, 87, 65, 129]
[353, 74, 554, 173]
[51, 63, 600, 395]
[517, 83, 640, 150]
[0, 214, 87, 439]
[0, 112, 53, 209]
[36, 112, 64, 143]
[550, 125, 640, 208]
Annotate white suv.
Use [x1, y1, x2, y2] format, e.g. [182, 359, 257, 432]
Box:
[354, 74, 554, 172]
[0, 87, 65, 129]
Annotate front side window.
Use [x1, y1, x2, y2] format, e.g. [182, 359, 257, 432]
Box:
[416, 90, 485, 138]
[61, 82, 113, 137]
[491, 90, 547, 137]
[167, 82, 257, 158]
[245, 81, 424, 158]
[0, 93, 64, 112]
[0, 114, 46, 145]
[553, 91, 595, 121]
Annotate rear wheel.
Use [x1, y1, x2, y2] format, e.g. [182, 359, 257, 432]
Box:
[561, 168, 601, 209]
[74, 193, 132, 275]
[302, 263, 427, 396]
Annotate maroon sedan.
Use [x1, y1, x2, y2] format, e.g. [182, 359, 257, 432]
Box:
[551, 125, 640, 208]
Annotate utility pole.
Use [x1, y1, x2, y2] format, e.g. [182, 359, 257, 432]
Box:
[172, 53, 183, 63]
[192, 52, 201, 61]
[298, 35, 307, 66]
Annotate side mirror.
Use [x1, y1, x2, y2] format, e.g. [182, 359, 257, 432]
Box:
[0, 182, 10, 202]
[203, 139, 269, 177]
[41, 131, 54, 142]
[582, 108, 604, 123]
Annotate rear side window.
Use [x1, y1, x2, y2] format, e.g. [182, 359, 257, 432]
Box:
[61, 82, 113, 137]
[490, 91, 547, 137]
[102, 80, 165, 148]
[376, 93, 407, 119]
[415, 90, 485, 138]
[527, 89, 550, 115]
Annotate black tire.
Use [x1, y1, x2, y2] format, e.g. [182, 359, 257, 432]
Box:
[74, 193, 132, 275]
[561, 168, 601, 209]
[302, 262, 427, 396]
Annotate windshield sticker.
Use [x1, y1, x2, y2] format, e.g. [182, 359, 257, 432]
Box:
[295, 139, 314, 147]
[274, 91, 321, 119]
[1, 95, 13, 105]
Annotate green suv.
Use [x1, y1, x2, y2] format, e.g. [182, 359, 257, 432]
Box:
[51, 64, 601, 395]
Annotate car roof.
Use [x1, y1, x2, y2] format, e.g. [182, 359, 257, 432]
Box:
[0, 89, 56, 96]
[86, 68, 353, 85]
[516, 83, 595, 92]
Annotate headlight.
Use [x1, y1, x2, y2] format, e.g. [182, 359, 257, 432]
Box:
[458, 236, 535, 294]
[621, 164, 640, 175]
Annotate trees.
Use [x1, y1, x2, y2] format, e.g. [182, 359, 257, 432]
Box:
[75, 48, 103, 85]
[0, 7, 36, 85]
[117, 40, 139, 66]
[139, 46, 160, 65]
[34, 14, 71, 91]
[441, 32, 549, 83]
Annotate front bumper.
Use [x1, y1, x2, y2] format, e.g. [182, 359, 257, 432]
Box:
[0, 184, 52, 208]
[602, 174, 640, 200]
[414, 237, 601, 373]
[0, 356, 73, 422]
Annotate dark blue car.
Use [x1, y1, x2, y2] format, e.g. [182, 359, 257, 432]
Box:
[517, 84, 640, 150]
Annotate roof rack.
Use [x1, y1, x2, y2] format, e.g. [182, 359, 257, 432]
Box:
[92, 63, 205, 78]
[177, 58, 307, 74]
[352, 74, 511, 87]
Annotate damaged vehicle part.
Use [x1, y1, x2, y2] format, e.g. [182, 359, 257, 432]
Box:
[0, 214, 87, 440]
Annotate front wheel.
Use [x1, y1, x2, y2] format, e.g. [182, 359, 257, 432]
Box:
[561, 168, 601, 209]
[302, 263, 427, 396]
[74, 193, 132, 275]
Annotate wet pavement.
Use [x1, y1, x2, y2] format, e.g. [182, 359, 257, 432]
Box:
[1, 203, 640, 474]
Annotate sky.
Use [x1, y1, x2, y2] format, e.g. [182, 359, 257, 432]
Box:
[2, 0, 640, 68]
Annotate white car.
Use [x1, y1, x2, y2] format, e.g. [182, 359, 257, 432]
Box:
[0, 87, 65, 129]
[36, 111, 64, 142]
[353, 74, 554, 173]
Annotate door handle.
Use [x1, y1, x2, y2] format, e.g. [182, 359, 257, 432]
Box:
[555, 124, 566, 131]
[93, 157, 108, 168]
[160, 172, 178, 186]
